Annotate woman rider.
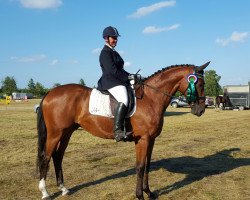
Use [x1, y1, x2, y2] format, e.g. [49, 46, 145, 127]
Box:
[97, 26, 132, 142]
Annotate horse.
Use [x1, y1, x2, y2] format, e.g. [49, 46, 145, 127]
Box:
[37, 61, 210, 200]
[215, 94, 232, 109]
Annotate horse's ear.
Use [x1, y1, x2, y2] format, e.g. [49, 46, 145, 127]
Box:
[195, 61, 210, 72]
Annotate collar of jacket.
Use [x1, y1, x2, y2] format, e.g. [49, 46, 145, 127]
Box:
[105, 43, 115, 51]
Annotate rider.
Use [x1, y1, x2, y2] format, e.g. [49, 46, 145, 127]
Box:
[97, 26, 132, 142]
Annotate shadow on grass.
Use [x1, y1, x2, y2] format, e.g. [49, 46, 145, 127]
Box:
[152, 148, 250, 196]
[51, 148, 250, 199]
[164, 111, 189, 116]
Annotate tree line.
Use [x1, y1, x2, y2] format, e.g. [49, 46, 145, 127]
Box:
[0, 77, 85, 97]
[0, 69, 222, 98]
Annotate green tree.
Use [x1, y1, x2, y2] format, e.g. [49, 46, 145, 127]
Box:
[204, 70, 222, 96]
[20, 88, 29, 93]
[35, 82, 46, 97]
[79, 78, 86, 86]
[27, 78, 36, 94]
[1, 76, 18, 95]
[174, 91, 182, 97]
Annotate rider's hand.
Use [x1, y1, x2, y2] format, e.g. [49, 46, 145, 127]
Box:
[128, 74, 141, 84]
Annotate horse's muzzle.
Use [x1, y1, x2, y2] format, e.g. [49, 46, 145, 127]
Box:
[190, 103, 205, 116]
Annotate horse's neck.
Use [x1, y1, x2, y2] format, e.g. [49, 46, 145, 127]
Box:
[145, 67, 190, 99]
[139, 67, 188, 118]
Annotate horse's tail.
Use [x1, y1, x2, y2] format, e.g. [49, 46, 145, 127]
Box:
[36, 93, 48, 176]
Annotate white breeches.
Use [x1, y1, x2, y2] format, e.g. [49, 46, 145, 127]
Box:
[108, 85, 128, 106]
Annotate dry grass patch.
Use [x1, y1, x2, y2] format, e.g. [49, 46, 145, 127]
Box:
[0, 100, 249, 199]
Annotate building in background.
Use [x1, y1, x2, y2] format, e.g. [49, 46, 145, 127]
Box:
[12, 92, 33, 100]
[223, 82, 250, 110]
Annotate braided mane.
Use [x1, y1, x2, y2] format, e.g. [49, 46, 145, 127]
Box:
[145, 64, 197, 81]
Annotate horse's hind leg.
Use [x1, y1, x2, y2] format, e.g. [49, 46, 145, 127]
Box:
[38, 152, 53, 199]
[38, 130, 63, 199]
[52, 129, 73, 196]
[39, 164, 50, 199]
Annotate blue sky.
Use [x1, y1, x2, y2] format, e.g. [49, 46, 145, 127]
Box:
[0, 0, 249, 89]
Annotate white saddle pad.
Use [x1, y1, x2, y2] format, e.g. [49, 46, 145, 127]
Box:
[89, 88, 136, 118]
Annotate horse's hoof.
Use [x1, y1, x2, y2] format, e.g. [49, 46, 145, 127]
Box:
[62, 189, 70, 196]
[59, 184, 70, 196]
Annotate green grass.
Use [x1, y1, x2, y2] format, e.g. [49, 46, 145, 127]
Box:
[0, 100, 249, 200]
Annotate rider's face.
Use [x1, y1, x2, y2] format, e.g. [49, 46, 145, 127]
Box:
[106, 36, 118, 48]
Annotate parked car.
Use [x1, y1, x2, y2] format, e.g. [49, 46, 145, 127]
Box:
[34, 104, 40, 113]
[205, 96, 214, 107]
[170, 96, 189, 108]
[171, 96, 215, 108]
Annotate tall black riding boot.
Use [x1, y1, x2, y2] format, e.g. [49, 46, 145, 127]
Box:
[114, 102, 127, 142]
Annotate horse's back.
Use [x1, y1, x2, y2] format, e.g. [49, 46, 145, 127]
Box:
[46, 84, 90, 98]
[43, 84, 92, 128]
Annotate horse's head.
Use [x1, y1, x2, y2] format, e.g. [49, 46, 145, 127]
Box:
[179, 61, 210, 116]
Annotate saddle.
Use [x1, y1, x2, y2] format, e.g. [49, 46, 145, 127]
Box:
[89, 86, 136, 118]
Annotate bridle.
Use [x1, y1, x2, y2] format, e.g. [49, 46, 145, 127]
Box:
[139, 70, 206, 103]
[194, 74, 206, 101]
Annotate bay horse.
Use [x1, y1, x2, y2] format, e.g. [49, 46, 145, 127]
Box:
[37, 62, 210, 200]
[215, 94, 232, 109]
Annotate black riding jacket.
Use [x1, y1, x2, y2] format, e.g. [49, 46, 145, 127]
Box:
[97, 45, 129, 90]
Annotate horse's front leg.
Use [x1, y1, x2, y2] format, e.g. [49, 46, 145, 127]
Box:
[143, 139, 157, 199]
[135, 136, 150, 200]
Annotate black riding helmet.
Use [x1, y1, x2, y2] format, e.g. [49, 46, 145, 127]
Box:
[102, 26, 120, 39]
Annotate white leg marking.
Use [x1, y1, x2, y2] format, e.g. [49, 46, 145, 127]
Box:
[59, 184, 69, 196]
[39, 178, 50, 199]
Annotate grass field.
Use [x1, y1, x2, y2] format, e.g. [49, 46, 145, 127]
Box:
[0, 99, 249, 200]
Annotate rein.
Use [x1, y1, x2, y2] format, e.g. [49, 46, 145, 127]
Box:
[141, 82, 174, 98]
